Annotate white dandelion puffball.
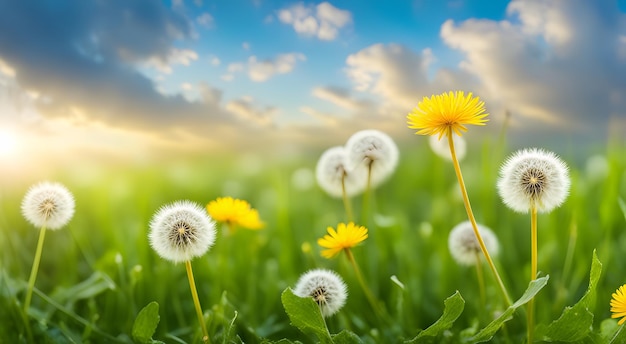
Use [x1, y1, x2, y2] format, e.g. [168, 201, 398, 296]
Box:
[448, 221, 499, 266]
[344, 130, 399, 188]
[497, 148, 570, 213]
[149, 200, 216, 263]
[315, 146, 367, 198]
[21, 181, 75, 230]
[429, 135, 467, 161]
[293, 269, 348, 317]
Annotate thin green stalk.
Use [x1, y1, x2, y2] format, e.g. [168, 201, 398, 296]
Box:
[528, 205, 538, 344]
[185, 260, 210, 344]
[341, 173, 354, 222]
[24, 225, 47, 312]
[610, 323, 625, 344]
[475, 252, 486, 310]
[344, 248, 385, 321]
[32, 287, 124, 342]
[447, 131, 512, 307]
[361, 162, 373, 225]
[317, 304, 332, 337]
[561, 218, 577, 287]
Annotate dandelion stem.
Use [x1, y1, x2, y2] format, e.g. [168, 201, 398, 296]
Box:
[24, 225, 47, 312]
[341, 173, 354, 222]
[475, 252, 486, 310]
[317, 304, 332, 337]
[447, 131, 512, 307]
[361, 162, 372, 225]
[344, 248, 385, 321]
[185, 260, 210, 344]
[528, 204, 538, 344]
[226, 222, 236, 236]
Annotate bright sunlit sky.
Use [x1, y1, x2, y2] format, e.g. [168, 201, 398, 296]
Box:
[0, 0, 625, 172]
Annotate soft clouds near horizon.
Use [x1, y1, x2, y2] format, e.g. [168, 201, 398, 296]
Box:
[0, 0, 623, 172]
[441, 0, 626, 133]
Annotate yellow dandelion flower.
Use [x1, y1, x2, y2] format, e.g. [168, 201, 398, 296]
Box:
[206, 197, 264, 230]
[407, 91, 489, 138]
[318, 222, 368, 259]
[611, 284, 626, 325]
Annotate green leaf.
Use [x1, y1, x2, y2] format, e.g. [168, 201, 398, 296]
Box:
[281, 288, 332, 344]
[269, 340, 304, 344]
[539, 250, 602, 342]
[132, 301, 160, 344]
[619, 197, 626, 222]
[598, 319, 626, 344]
[53, 271, 116, 305]
[222, 310, 239, 344]
[467, 275, 549, 343]
[406, 291, 465, 343]
[332, 330, 364, 344]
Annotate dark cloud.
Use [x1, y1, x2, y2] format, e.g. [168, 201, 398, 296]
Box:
[0, 0, 233, 131]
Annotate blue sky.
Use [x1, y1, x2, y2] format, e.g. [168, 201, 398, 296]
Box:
[0, 0, 624, 171]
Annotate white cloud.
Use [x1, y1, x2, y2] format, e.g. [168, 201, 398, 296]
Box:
[196, 13, 214, 28]
[242, 42, 251, 50]
[0, 58, 16, 78]
[209, 55, 221, 66]
[299, 106, 339, 126]
[145, 48, 198, 74]
[227, 63, 245, 73]
[278, 2, 352, 41]
[312, 86, 371, 110]
[226, 97, 277, 126]
[345, 43, 456, 111]
[169, 49, 198, 66]
[247, 53, 306, 82]
[440, 0, 626, 131]
[172, 0, 183, 8]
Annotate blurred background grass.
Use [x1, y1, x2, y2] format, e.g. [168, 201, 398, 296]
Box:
[0, 136, 625, 343]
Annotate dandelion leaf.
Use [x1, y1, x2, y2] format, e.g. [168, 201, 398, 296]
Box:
[132, 301, 160, 344]
[332, 330, 364, 344]
[599, 319, 626, 343]
[270, 340, 304, 344]
[406, 291, 465, 343]
[281, 288, 333, 344]
[219, 310, 242, 344]
[52, 271, 116, 306]
[467, 275, 549, 343]
[538, 250, 602, 342]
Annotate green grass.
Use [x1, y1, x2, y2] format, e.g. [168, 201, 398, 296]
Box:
[1, 138, 625, 343]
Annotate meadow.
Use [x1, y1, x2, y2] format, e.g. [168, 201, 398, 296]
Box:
[0, 132, 625, 343]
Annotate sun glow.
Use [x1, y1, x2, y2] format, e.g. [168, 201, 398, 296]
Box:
[0, 130, 18, 157]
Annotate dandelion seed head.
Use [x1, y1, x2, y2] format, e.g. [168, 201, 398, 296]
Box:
[448, 221, 499, 266]
[149, 200, 216, 263]
[21, 181, 75, 230]
[293, 269, 347, 317]
[344, 130, 399, 188]
[497, 148, 570, 213]
[315, 146, 366, 198]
